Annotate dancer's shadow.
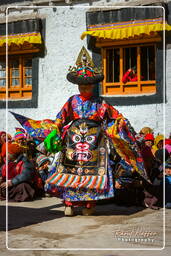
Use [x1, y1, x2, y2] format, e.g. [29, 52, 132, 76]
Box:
[0, 202, 63, 231]
[94, 203, 145, 216]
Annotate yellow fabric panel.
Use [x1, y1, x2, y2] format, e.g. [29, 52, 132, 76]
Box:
[81, 23, 171, 40]
[0, 32, 42, 47]
[106, 116, 139, 172]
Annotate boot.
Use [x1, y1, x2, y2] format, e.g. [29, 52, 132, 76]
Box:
[64, 206, 74, 216]
[82, 207, 95, 216]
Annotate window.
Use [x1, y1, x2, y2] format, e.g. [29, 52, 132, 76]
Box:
[0, 55, 33, 99]
[0, 18, 44, 106]
[101, 42, 158, 96]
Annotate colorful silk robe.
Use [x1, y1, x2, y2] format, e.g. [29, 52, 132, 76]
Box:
[50, 94, 145, 176]
[11, 94, 146, 201]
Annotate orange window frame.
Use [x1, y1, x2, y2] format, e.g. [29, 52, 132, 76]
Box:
[0, 54, 33, 100]
[101, 42, 158, 96]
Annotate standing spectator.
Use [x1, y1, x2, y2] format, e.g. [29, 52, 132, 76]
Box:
[122, 67, 138, 83]
[139, 127, 153, 136]
[152, 134, 164, 155]
[165, 139, 171, 156]
[0, 131, 6, 168]
[0, 131, 12, 168]
[141, 133, 157, 182]
[0, 131, 6, 149]
[135, 127, 153, 149]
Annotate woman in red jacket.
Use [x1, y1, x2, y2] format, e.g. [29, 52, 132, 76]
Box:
[0, 143, 39, 201]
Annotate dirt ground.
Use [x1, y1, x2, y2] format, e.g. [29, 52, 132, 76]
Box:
[0, 197, 171, 256]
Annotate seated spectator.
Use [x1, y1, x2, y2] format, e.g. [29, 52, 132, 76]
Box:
[0, 142, 39, 202]
[114, 165, 143, 190]
[113, 163, 160, 209]
[113, 164, 144, 207]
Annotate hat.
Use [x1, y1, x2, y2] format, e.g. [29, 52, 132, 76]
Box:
[1, 142, 22, 158]
[139, 127, 153, 135]
[36, 154, 50, 168]
[66, 46, 104, 85]
[144, 133, 154, 141]
[14, 131, 26, 141]
[154, 134, 164, 147]
[165, 139, 171, 145]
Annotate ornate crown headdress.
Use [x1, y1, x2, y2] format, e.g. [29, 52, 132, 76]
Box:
[67, 46, 103, 85]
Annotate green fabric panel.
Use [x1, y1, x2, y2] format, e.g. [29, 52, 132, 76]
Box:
[44, 129, 63, 153]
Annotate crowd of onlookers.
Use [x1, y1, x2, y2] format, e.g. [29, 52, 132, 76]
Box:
[0, 129, 52, 202]
[0, 127, 171, 210]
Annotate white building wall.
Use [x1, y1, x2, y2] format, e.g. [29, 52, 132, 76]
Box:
[165, 46, 171, 137]
[0, 1, 170, 137]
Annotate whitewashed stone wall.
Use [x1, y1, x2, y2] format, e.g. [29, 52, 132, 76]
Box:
[165, 46, 171, 137]
[0, 1, 170, 137]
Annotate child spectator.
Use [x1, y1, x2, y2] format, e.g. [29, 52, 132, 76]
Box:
[14, 129, 27, 147]
[153, 148, 169, 185]
[36, 154, 51, 184]
[155, 148, 170, 164]
[164, 158, 171, 208]
[25, 140, 39, 162]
